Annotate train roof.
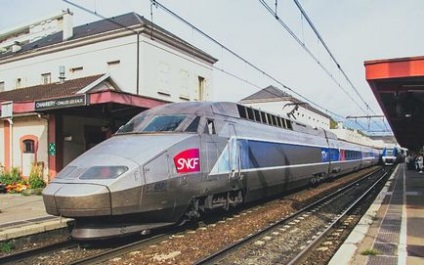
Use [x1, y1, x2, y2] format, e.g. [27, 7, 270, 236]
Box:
[146, 101, 239, 117]
[143, 101, 338, 139]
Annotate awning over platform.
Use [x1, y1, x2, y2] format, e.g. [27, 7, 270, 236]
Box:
[0, 74, 168, 120]
[365, 56, 424, 150]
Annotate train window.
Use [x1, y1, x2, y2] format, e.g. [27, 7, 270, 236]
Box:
[247, 108, 254, 120]
[205, 119, 216, 134]
[286, 119, 293, 130]
[143, 115, 186, 132]
[237, 105, 248, 119]
[80, 166, 128, 179]
[271, 115, 277, 126]
[116, 115, 146, 133]
[279, 117, 285, 128]
[276, 117, 282, 127]
[186, 116, 201, 132]
[260, 112, 267, 123]
[253, 110, 261, 122]
[266, 114, 272, 125]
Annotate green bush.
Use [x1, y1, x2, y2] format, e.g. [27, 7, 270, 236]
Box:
[28, 176, 46, 189]
[0, 167, 22, 185]
[28, 163, 46, 189]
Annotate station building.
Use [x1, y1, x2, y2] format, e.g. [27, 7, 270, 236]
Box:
[0, 10, 217, 181]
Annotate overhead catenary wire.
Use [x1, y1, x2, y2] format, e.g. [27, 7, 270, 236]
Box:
[152, 0, 390, 134]
[258, 0, 368, 116]
[149, 1, 352, 122]
[292, 0, 373, 114]
[63, 0, 390, 134]
[260, 0, 387, 133]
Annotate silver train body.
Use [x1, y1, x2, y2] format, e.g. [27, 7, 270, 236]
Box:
[42, 102, 380, 240]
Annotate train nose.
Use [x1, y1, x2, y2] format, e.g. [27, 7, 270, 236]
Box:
[43, 183, 111, 217]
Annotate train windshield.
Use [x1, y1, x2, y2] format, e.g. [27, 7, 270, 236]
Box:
[143, 115, 185, 132]
[116, 114, 191, 133]
[385, 149, 394, 155]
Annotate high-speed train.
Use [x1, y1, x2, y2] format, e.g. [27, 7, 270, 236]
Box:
[42, 102, 380, 240]
[381, 146, 402, 165]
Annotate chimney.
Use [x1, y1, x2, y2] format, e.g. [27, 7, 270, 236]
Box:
[62, 9, 74, 41]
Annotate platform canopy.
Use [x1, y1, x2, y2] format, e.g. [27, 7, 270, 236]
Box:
[365, 56, 424, 151]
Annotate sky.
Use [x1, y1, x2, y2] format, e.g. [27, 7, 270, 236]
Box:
[2, 0, 424, 135]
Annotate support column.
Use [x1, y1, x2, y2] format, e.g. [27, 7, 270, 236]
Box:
[48, 115, 56, 180]
[3, 120, 10, 171]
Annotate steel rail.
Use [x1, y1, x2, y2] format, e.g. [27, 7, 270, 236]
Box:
[0, 240, 76, 264]
[194, 167, 385, 265]
[287, 167, 390, 264]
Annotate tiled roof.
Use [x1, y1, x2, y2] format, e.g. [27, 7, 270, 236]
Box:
[0, 13, 216, 63]
[0, 13, 144, 58]
[0, 74, 104, 103]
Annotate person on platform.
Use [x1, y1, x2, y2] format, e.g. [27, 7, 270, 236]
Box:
[417, 153, 423, 173]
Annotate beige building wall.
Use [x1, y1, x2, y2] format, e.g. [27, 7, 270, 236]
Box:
[8, 116, 48, 179]
[0, 122, 4, 168]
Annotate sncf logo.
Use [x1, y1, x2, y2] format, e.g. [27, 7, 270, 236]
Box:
[174, 149, 200, 173]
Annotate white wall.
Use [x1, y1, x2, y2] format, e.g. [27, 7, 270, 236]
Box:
[140, 37, 213, 102]
[0, 33, 214, 102]
[331, 128, 385, 149]
[9, 115, 48, 178]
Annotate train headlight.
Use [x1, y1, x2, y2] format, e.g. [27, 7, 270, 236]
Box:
[80, 166, 129, 179]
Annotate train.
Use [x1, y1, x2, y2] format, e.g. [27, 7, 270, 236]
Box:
[42, 102, 380, 240]
[381, 146, 403, 165]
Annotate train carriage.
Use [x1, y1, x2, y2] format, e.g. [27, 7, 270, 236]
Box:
[42, 102, 379, 240]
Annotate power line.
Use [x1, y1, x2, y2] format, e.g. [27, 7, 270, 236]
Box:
[63, 0, 391, 135]
[258, 0, 368, 116]
[149, 1, 349, 119]
[292, 0, 372, 113]
[259, 0, 387, 133]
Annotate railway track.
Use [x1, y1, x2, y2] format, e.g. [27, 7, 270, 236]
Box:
[0, 166, 387, 265]
[0, 240, 77, 264]
[0, 227, 185, 265]
[194, 166, 391, 265]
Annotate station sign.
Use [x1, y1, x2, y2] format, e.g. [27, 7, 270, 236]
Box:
[35, 94, 87, 111]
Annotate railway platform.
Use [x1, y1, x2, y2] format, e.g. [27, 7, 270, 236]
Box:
[0, 164, 423, 265]
[0, 193, 71, 242]
[330, 163, 424, 265]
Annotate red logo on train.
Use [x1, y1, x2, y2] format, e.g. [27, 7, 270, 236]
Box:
[174, 148, 200, 173]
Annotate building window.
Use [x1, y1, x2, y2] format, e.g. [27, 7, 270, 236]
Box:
[158, 62, 171, 95]
[20, 135, 38, 154]
[198, 76, 205, 101]
[23, 139, 35, 153]
[0, 81, 4, 92]
[41, 73, 51, 84]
